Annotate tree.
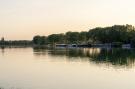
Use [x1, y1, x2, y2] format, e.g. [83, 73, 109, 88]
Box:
[66, 32, 79, 44]
[88, 25, 135, 44]
[33, 35, 47, 45]
[47, 34, 65, 44]
[79, 31, 88, 43]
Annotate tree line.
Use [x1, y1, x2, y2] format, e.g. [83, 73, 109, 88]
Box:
[0, 37, 32, 46]
[1, 24, 135, 47]
[33, 24, 135, 46]
[33, 31, 88, 45]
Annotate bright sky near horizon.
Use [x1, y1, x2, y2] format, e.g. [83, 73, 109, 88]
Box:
[0, 0, 135, 40]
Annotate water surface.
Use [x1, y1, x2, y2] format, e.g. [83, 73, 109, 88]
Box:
[0, 47, 135, 89]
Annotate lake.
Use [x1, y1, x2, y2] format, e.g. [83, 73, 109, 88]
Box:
[0, 47, 135, 89]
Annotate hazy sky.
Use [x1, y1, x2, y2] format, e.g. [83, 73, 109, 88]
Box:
[0, 0, 135, 40]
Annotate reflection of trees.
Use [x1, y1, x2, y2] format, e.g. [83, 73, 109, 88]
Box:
[33, 47, 135, 67]
[33, 47, 100, 57]
[33, 47, 47, 56]
[0, 46, 5, 53]
[91, 49, 135, 66]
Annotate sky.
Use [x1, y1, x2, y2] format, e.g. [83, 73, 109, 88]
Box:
[0, 0, 135, 40]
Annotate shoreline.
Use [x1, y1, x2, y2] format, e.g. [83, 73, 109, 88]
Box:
[0, 43, 132, 49]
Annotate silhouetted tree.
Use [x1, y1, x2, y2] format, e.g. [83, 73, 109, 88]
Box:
[33, 35, 47, 45]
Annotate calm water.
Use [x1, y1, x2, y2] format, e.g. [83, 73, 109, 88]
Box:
[0, 47, 135, 89]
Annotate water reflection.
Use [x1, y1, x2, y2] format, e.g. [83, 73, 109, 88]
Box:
[33, 47, 135, 68]
[0, 46, 5, 56]
[0, 47, 134, 89]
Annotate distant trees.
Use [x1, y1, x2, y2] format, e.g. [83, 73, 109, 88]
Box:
[78, 31, 88, 42]
[66, 32, 79, 43]
[1, 24, 135, 47]
[33, 32, 89, 45]
[47, 34, 65, 44]
[32, 24, 135, 46]
[0, 40, 32, 46]
[88, 24, 135, 44]
[33, 36, 47, 45]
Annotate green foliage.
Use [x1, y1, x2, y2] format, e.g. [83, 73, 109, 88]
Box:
[88, 24, 135, 44]
[66, 32, 79, 43]
[33, 35, 47, 45]
[47, 34, 65, 44]
[79, 31, 88, 42]
[33, 24, 135, 46]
